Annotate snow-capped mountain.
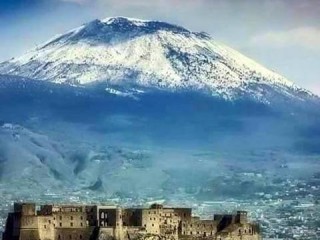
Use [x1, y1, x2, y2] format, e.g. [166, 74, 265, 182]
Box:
[0, 17, 314, 101]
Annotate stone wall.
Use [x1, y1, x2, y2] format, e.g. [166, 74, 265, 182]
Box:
[55, 227, 95, 240]
[38, 216, 55, 240]
[180, 218, 217, 237]
[53, 211, 87, 228]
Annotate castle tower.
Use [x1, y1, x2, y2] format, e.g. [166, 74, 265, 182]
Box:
[115, 208, 124, 240]
[14, 203, 36, 216]
[236, 211, 248, 224]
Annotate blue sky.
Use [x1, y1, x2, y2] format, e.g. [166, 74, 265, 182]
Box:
[0, 0, 319, 94]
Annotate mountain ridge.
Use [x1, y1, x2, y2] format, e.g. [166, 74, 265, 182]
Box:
[0, 17, 316, 103]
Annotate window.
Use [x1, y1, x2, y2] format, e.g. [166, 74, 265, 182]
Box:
[152, 224, 154, 227]
[70, 222, 73, 227]
[44, 225, 46, 229]
[59, 216, 62, 220]
[59, 223, 62, 227]
[80, 235, 82, 239]
[81, 222, 83, 227]
[48, 220, 51, 224]
[69, 235, 72, 239]
[190, 231, 193, 235]
[101, 212, 104, 218]
[71, 216, 73, 220]
[80, 216, 83, 220]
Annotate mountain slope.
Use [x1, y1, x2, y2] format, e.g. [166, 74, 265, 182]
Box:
[0, 17, 314, 102]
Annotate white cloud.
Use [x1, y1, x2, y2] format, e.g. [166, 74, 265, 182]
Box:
[59, 0, 88, 4]
[251, 27, 320, 50]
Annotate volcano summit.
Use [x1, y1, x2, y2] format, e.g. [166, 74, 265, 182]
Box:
[0, 17, 315, 103]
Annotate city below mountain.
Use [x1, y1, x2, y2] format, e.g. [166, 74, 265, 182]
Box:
[0, 16, 319, 240]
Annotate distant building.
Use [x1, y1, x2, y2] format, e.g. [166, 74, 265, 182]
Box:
[2, 202, 261, 240]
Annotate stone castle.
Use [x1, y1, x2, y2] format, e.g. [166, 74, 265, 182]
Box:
[2, 202, 261, 240]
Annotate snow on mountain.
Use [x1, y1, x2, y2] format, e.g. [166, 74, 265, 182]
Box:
[0, 17, 314, 101]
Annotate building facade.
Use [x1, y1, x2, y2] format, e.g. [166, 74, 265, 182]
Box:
[2, 203, 261, 240]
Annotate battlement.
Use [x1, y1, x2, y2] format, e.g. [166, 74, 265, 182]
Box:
[3, 202, 261, 240]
